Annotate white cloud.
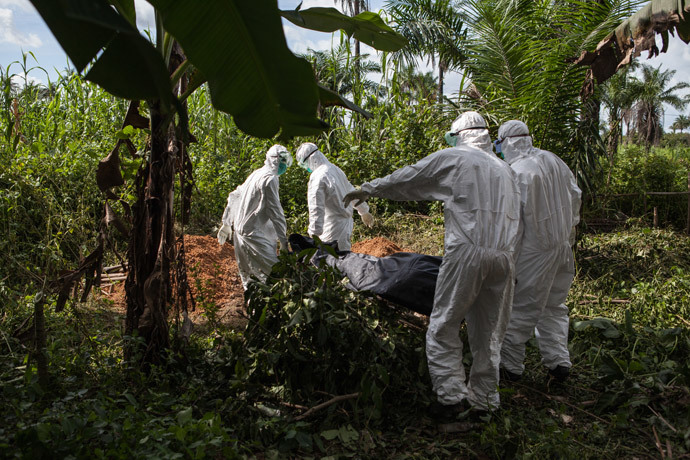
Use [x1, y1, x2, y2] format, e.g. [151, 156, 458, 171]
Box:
[283, 23, 335, 54]
[0, 0, 32, 12]
[0, 7, 42, 47]
[10, 72, 43, 88]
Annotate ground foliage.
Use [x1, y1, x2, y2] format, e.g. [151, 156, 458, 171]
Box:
[2, 222, 690, 458]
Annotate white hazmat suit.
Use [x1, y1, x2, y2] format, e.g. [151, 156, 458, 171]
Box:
[346, 112, 521, 410]
[497, 120, 581, 378]
[218, 145, 291, 289]
[296, 143, 373, 251]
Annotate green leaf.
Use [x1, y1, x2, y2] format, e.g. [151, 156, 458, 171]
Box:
[280, 7, 407, 52]
[176, 406, 193, 425]
[320, 429, 339, 440]
[573, 317, 621, 339]
[318, 85, 373, 119]
[123, 392, 137, 406]
[287, 309, 304, 327]
[29, 0, 172, 105]
[150, 0, 328, 139]
[109, 0, 136, 26]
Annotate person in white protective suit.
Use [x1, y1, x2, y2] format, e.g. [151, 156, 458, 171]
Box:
[295, 142, 374, 251]
[344, 111, 521, 413]
[496, 120, 581, 383]
[217, 145, 292, 289]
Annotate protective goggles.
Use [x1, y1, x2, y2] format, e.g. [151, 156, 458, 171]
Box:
[495, 133, 531, 145]
[298, 145, 318, 168]
[447, 126, 487, 137]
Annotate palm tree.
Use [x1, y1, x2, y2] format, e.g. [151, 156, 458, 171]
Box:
[334, 0, 370, 105]
[629, 64, 689, 148]
[304, 43, 383, 99]
[458, 0, 640, 192]
[601, 63, 641, 158]
[385, 0, 466, 103]
[395, 65, 438, 104]
[673, 114, 690, 133]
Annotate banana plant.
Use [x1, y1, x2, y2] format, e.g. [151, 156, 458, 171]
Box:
[576, 0, 690, 86]
[30, 0, 406, 363]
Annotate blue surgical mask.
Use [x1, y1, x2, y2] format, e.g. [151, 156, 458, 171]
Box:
[444, 131, 458, 147]
[494, 139, 503, 154]
[278, 162, 287, 176]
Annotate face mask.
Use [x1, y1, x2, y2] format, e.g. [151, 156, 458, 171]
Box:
[494, 140, 505, 160]
[278, 162, 287, 176]
[298, 161, 312, 173]
[494, 138, 505, 156]
[444, 131, 457, 147]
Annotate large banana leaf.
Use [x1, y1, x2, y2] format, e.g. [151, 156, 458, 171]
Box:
[31, 0, 404, 139]
[150, 0, 329, 138]
[29, 0, 171, 105]
[280, 7, 408, 52]
[576, 0, 689, 84]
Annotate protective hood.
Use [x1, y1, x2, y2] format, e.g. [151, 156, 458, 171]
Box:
[498, 120, 533, 165]
[296, 142, 328, 172]
[451, 111, 493, 154]
[265, 144, 292, 174]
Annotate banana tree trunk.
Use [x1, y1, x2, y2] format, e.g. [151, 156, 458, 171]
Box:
[124, 99, 175, 364]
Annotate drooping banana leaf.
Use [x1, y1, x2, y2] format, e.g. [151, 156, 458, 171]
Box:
[31, 0, 404, 138]
[280, 6, 408, 52]
[150, 0, 330, 139]
[575, 0, 689, 85]
[29, 0, 171, 105]
[318, 85, 374, 118]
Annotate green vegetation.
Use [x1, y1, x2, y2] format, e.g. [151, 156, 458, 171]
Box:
[2, 213, 690, 458]
[3, 0, 690, 457]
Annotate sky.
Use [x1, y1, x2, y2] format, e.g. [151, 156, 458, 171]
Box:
[1, 0, 689, 129]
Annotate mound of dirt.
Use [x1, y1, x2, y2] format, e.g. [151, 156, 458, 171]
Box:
[97, 235, 246, 330]
[351, 237, 408, 257]
[97, 235, 406, 331]
[184, 234, 244, 309]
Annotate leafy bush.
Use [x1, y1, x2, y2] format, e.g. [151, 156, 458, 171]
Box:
[238, 248, 429, 423]
[661, 132, 690, 149]
[596, 145, 690, 229]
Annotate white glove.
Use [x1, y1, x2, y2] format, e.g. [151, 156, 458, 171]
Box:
[361, 211, 374, 227]
[343, 188, 370, 208]
[217, 224, 231, 245]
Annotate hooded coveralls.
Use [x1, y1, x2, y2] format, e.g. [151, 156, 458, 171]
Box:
[359, 112, 521, 410]
[220, 146, 288, 289]
[297, 143, 371, 251]
[498, 120, 581, 375]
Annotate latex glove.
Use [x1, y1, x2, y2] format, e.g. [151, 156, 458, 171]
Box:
[217, 224, 231, 245]
[279, 238, 289, 254]
[361, 211, 374, 227]
[343, 188, 370, 208]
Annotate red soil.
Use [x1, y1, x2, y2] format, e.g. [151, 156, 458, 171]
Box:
[97, 235, 405, 331]
[351, 236, 409, 257]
